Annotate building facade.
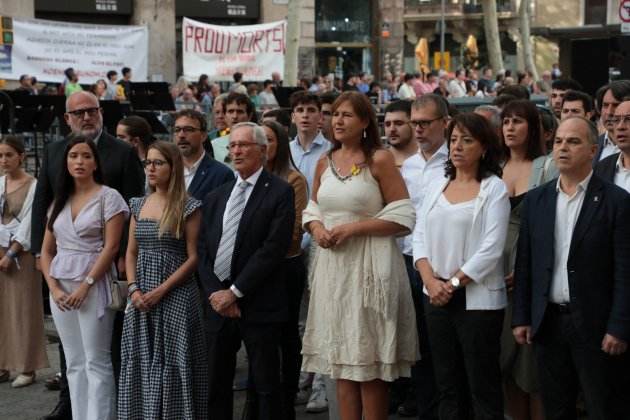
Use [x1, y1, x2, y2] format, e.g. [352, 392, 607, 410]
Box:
[1, 0, 627, 91]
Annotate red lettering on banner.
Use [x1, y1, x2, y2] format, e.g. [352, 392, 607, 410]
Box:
[184, 25, 194, 51]
[252, 30, 264, 53]
[272, 27, 283, 53]
[204, 29, 214, 53]
[194, 27, 204, 52]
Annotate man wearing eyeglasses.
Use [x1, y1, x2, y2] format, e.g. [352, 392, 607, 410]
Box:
[595, 100, 630, 193]
[198, 122, 294, 420]
[394, 94, 449, 418]
[31, 91, 144, 420]
[173, 109, 234, 201]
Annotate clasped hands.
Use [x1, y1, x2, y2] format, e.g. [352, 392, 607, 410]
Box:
[426, 277, 455, 307]
[51, 281, 90, 311]
[131, 286, 166, 312]
[311, 222, 356, 249]
[209, 289, 241, 318]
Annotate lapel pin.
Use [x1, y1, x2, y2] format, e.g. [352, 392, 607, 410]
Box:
[594, 196, 599, 202]
[265, 182, 269, 187]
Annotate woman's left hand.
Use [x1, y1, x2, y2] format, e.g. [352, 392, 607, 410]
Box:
[0, 255, 13, 272]
[329, 223, 357, 247]
[143, 286, 166, 309]
[65, 283, 90, 310]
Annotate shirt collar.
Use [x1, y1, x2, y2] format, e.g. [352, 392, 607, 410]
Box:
[185, 152, 206, 173]
[616, 153, 630, 173]
[293, 131, 327, 150]
[420, 141, 448, 163]
[556, 170, 593, 195]
[236, 165, 263, 187]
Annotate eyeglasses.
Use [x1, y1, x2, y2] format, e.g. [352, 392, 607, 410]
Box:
[227, 142, 259, 151]
[609, 115, 630, 126]
[142, 159, 168, 168]
[173, 126, 202, 134]
[410, 117, 443, 129]
[66, 107, 100, 118]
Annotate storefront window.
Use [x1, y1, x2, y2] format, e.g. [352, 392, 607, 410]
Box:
[315, 0, 371, 44]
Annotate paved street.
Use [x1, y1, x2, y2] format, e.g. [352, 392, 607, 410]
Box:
[0, 336, 412, 420]
[0, 333, 330, 420]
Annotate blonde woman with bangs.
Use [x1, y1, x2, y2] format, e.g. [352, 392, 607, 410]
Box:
[118, 140, 208, 419]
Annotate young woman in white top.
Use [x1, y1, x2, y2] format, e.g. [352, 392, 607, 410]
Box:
[413, 112, 510, 419]
[0, 136, 48, 388]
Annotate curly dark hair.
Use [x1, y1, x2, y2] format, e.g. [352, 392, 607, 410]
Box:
[329, 91, 381, 163]
[445, 113, 503, 181]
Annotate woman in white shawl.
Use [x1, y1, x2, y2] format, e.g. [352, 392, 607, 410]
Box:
[301, 91, 418, 420]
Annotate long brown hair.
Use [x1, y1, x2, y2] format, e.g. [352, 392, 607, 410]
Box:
[329, 91, 382, 162]
[146, 141, 188, 239]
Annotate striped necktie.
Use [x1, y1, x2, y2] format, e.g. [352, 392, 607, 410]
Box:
[214, 181, 249, 281]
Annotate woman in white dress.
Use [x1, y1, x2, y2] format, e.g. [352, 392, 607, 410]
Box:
[302, 91, 418, 420]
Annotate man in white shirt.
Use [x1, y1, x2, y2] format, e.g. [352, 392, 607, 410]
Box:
[394, 94, 448, 416]
[595, 100, 630, 192]
[594, 80, 630, 163]
[448, 69, 467, 98]
[384, 100, 417, 168]
[397, 74, 417, 100]
[513, 117, 630, 419]
[259, 80, 279, 110]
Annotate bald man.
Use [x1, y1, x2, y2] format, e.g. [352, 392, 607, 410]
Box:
[513, 117, 630, 419]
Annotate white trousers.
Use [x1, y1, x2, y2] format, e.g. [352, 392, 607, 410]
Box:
[50, 279, 115, 420]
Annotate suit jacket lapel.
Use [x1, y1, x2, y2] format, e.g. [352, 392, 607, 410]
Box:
[234, 169, 270, 250]
[542, 181, 558, 273]
[188, 154, 210, 196]
[569, 176, 604, 258]
[211, 180, 234, 253]
[96, 132, 112, 163]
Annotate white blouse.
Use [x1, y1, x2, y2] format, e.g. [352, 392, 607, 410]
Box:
[0, 176, 36, 251]
[426, 194, 475, 279]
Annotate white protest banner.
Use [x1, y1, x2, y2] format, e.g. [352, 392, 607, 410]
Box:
[182, 17, 286, 82]
[0, 17, 148, 83]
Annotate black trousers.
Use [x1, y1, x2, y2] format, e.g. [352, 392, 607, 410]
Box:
[57, 310, 124, 404]
[403, 255, 438, 419]
[424, 290, 504, 420]
[279, 256, 306, 420]
[534, 305, 630, 420]
[208, 318, 282, 420]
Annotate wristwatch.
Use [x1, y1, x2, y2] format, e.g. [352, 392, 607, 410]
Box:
[449, 276, 461, 290]
[84, 276, 95, 286]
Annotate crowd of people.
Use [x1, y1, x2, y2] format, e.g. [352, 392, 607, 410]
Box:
[0, 65, 630, 420]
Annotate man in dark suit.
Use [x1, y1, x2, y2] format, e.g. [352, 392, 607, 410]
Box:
[198, 122, 294, 420]
[172, 109, 234, 200]
[32, 91, 144, 420]
[513, 116, 630, 419]
[595, 100, 630, 191]
[592, 80, 630, 164]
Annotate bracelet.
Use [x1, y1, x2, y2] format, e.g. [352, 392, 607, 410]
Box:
[6, 249, 17, 259]
[127, 283, 140, 297]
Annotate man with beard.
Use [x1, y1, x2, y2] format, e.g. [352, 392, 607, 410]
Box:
[173, 109, 234, 200]
[384, 100, 417, 167]
[32, 91, 144, 420]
